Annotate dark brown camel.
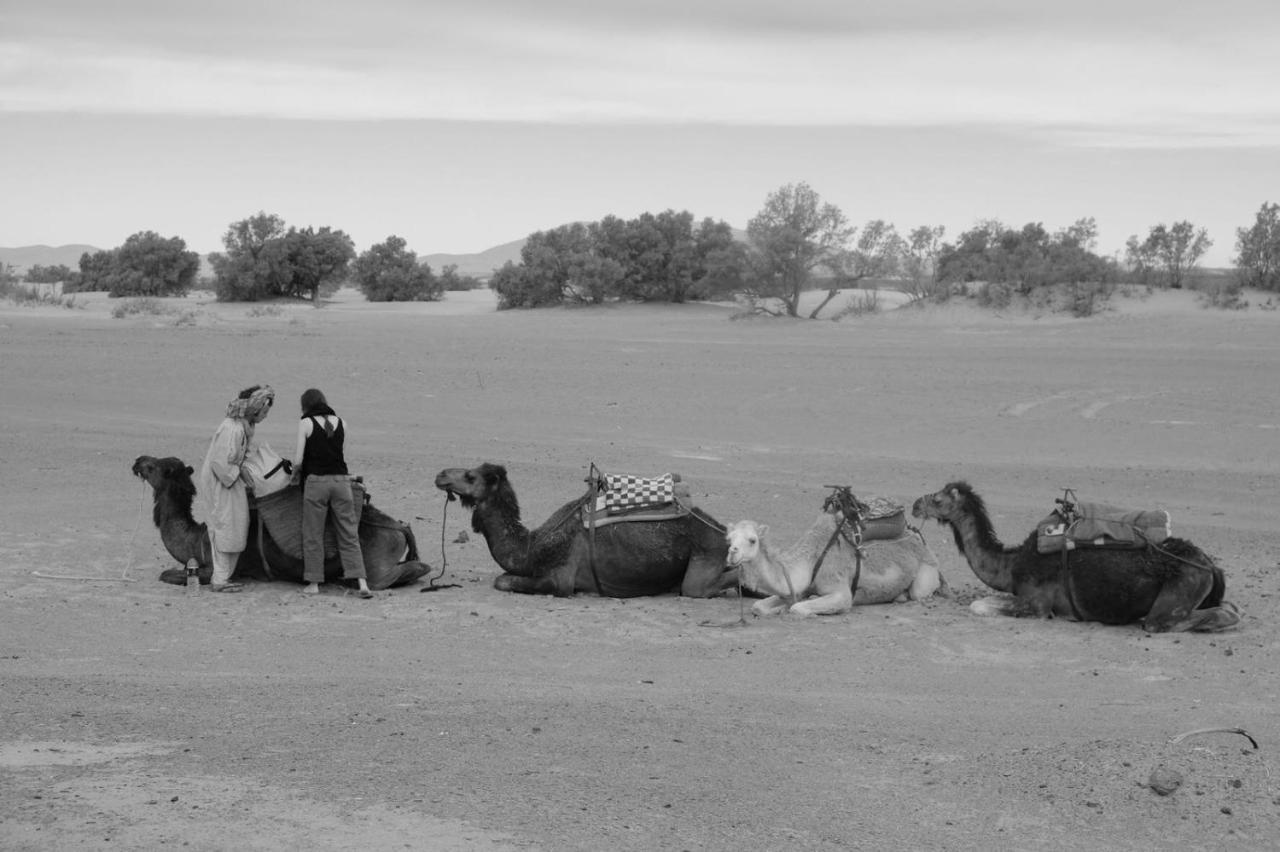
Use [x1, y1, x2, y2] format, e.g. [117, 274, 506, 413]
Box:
[434, 462, 737, 597]
[132, 455, 431, 590]
[911, 481, 1240, 633]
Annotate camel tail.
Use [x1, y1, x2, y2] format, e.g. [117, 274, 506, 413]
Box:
[1201, 566, 1227, 610]
[401, 520, 420, 563]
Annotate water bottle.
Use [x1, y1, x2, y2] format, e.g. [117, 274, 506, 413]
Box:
[186, 559, 200, 595]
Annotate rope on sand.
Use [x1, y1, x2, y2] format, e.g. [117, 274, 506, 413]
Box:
[31, 484, 145, 582]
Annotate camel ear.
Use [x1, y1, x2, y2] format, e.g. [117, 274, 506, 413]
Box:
[757, 524, 768, 537]
[485, 465, 507, 486]
[185, 466, 194, 476]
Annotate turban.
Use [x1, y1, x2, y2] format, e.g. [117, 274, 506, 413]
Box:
[225, 384, 275, 422]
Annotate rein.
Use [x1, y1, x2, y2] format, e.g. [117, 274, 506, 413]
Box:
[806, 485, 866, 604]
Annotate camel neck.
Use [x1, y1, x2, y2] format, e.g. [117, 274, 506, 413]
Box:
[472, 503, 534, 573]
[949, 513, 1015, 592]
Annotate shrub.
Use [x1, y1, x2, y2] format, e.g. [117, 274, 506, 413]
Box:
[832, 290, 882, 319]
[1195, 278, 1248, 310]
[976, 281, 1013, 309]
[111, 298, 167, 319]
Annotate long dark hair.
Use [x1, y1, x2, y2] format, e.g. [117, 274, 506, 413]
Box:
[300, 388, 336, 418]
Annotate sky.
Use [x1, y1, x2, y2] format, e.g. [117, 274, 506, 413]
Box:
[3, 0, 1279, 266]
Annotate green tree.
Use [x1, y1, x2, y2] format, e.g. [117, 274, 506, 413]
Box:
[280, 226, 355, 302]
[1234, 202, 1280, 291]
[71, 232, 198, 297]
[439, 264, 482, 291]
[352, 236, 442, 302]
[744, 182, 853, 317]
[899, 225, 946, 300]
[808, 219, 903, 318]
[77, 249, 116, 292]
[490, 223, 606, 308]
[110, 231, 200, 297]
[25, 263, 75, 284]
[209, 212, 289, 301]
[938, 219, 1113, 294]
[1125, 221, 1212, 289]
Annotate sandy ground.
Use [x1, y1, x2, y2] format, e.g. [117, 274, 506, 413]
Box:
[2, 285, 1279, 851]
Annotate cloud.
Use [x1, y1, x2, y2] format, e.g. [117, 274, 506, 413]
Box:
[3, 2, 1279, 147]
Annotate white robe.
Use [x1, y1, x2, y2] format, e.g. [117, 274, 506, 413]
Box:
[199, 417, 251, 553]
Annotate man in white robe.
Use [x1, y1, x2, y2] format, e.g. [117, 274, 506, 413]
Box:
[198, 384, 274, 591]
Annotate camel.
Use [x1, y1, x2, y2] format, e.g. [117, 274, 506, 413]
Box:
[726, 500, 947, 617]
[434, 462, 737, 597]
[132, 455, 432, 590]
[911, 481, 1241, 632]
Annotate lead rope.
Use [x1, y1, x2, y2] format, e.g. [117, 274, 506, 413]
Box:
[420, 494, 461, 592]
[32, 483, 145, 582]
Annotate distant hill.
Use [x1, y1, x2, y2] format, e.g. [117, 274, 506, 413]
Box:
[0, 244, 100, 274]
[422, 238, 525, 280]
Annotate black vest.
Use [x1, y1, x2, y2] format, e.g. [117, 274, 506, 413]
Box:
[302, 416, 348, 477]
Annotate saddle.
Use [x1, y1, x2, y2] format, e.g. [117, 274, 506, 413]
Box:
[251, 478, 368, 561]
[579, 469, 692, 530]
[1035, 489, 1170, 554]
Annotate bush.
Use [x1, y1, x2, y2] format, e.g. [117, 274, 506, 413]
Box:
[832, 290, 882, 319]
[1195, 278, 1248, 310]
[976, 281, 1013, 309]
[111, 298, 167, 318]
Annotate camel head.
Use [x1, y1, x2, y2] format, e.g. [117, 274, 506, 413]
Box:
[435, 463, 518, 513]
[725, 519, 767, 568]
[912, 481, 980, 526]
[132, 455, 196, 493]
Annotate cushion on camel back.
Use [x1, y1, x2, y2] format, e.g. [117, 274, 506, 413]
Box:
[857, 495, 908, 542]
[1036, 500, 1170, 554]
[582, 472, 691, 529]
[252, 479, 368, 561]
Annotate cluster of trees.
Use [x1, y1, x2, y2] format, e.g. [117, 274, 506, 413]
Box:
[72, 232, 201, 297]
[208, 213, 479, 302]
[488, 211, 743, 309]
[1234, 202, 1280, 290]
[11, 189, 1280, 314]
[207, 213, 355, 302]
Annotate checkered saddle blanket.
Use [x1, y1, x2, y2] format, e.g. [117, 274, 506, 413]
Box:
[581, 471, 691, 529]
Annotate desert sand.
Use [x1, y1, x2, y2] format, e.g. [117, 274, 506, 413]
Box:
[1, 286, 1278, 851]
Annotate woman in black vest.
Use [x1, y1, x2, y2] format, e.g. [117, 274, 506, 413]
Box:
[289, 388, 373, 598]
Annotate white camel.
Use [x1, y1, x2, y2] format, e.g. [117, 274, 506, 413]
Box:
[726, 509, 948, 617]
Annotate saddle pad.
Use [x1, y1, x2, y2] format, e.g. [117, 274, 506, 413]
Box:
[600, 473, 676, 513]
[1036, 501, 1170, 554]
[583, 479, 692, 529]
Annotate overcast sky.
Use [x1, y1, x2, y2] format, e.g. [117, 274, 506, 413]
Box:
[3, 0, 1278, 264]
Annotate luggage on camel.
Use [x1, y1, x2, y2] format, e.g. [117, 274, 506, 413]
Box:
[241, 443, 292, 498]
[1035, 488, 1170, 554]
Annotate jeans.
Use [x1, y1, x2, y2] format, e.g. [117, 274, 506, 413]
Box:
[301, 475, 366, 583]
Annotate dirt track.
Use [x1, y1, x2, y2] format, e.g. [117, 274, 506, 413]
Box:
[2, 288, 1278, 851]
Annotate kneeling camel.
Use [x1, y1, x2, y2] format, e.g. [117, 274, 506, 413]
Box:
[911, 481, 1240, 633]
[726, 491, 947, 617]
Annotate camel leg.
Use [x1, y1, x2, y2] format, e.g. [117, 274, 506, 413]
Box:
[907, 562, 945, 600]
[969, 595, 1019, 617]
[681, 552, 739, 598]
[750, 595, 790, 617]
[494, 573, 562, 595]
[1141, 571, 1237, 632]
[790, 589, 853, 617]
[367, 560, 432, 590]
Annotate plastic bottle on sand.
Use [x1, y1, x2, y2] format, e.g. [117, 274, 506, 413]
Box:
[186, 559, 200, 595]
